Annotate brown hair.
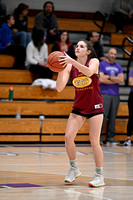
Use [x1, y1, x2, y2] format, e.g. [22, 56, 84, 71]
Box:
[13, 3, 29, 16]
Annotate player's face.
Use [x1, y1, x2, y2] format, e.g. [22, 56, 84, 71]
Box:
[75, 41, 89, 57]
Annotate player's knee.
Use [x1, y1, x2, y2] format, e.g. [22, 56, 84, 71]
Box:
[90, 139, 99, 149]
[65, 134, 73, 143]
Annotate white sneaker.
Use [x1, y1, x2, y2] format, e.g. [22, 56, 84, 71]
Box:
[124, 139, 131, 146]
[64, 166, 81, 183]
[89, 173, 105, 188]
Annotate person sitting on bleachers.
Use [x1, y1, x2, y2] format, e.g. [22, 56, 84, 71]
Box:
[109, 0, 133, 33]
[51, 30, 76, 59]
[12, 3, 31, 48]
[86, 30, 106, 61]
[34, 1, 58, 44]
[25, 28, 53, 79]
[0, 0, 6, 25]
[0, 14, 26, 69]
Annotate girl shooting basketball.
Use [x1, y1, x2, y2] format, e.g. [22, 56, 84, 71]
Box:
[56, 40, 105, 187]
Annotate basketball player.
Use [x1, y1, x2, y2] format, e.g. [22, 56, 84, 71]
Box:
[56, 40, 105, 187]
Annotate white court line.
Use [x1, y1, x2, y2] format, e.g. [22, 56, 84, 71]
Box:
[0, 185, 112, 200]
[43, 186, 112, 200]
[1, 170, 133, 181]
[0, 161, 133, 165]
[0, 151, 87, 156]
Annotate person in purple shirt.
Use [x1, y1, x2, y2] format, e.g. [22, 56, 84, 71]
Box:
[99, 48, 124, 144]
[124, 69, 133, 146]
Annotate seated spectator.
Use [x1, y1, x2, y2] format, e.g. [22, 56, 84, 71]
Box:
[0, 15, 26, 69]
[86, 31, 106, 61]
[34, 1, 58, 44]
[124, 69, 133, 146]
[51, 30, 76, 59]
[110, 0, 133, 33]
[25, 28, 53, 79]
[0, 0, 6, 25]
[0, 1, 6, 17]
[12, 3, 31, 47]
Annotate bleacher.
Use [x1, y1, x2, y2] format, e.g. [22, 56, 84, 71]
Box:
[0, 10, 132, 143]
[0, 68, 129, 143]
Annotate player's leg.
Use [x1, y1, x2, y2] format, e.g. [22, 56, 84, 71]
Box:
[64, 113, 86, 183]
[88, 114, 105, 187]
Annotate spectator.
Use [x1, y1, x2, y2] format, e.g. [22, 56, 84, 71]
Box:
[0, 15, 26, 69]
[0, 1, 6, 17]
[12, 3, 31, 48]
[86, 31, 106, 61]
[124, 69, 133, 146]
[110, 0, 133, 33]
[51, 30, 76, 59]
[0, 0, 6, 25]
[99, 48, 124, 144]
[25, 28, 53, 79]
[34, 1, 58, 44]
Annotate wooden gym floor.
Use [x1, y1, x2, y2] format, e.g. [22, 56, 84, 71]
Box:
[0, 144, 133, 200]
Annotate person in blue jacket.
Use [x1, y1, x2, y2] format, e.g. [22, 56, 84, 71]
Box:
[0, 15, 26, 68]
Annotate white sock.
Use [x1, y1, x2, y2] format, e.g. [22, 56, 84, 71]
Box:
[70, 159, 78, 168]
[96, 167, 103, 175]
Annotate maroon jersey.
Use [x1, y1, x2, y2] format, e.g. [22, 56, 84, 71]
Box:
[71, 59, 104, 115]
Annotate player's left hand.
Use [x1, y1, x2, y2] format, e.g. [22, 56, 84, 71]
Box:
[59, 52, 73, 67]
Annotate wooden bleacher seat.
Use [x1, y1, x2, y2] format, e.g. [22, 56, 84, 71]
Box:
[27, 16, 116, 34]
[110, 33, 133, 46]
[0, 118, 128, 142]
[0, 67, 129, 143]
[41, 118, 128, 142]
[0, 55, 15, 68]
[0, 69, 57, 84]
[0, 101, 128, 117]
[0, 118, 40, 142]
[0, 69, 38, 84]
[0, 85, 75, 100]
[110, 33, 133, 58]
[124, 46, 133, 58]
[0, 81, 129, 143]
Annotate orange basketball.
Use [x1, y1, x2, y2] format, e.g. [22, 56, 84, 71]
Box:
[47, 51, 66, 72]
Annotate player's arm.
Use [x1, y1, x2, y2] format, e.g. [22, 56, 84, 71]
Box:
[60, 53, 99, 77]
[56, 64, 72, 92]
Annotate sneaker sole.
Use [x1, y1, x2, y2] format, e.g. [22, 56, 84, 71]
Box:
[64, 173, 81, 183]
[88, 183, 105, 188]
[124, 144, 131, 146]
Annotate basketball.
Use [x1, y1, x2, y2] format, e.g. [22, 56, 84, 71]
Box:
[47, 51, 66, 72]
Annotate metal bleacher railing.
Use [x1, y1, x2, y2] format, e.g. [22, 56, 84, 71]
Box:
[122, 37, 133, 86]
[93, 11, 107, 36]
